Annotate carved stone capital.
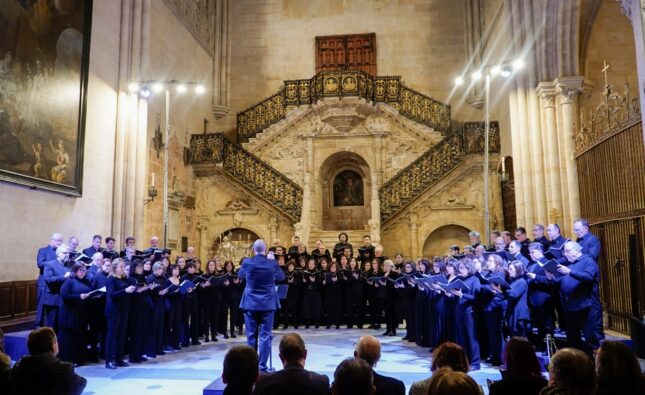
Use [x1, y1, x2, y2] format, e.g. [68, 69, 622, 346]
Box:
[555, 76, 593, 105]
[212, 105, 230, 120]
[408, 213, 418, 229]
[536, 82, 557, 109]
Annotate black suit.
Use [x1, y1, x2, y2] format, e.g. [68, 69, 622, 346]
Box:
[373, 371, 405, 395]
[254, 364, 329, 395]
[36, 245, 58, 325]
[10, 353, 87, 395]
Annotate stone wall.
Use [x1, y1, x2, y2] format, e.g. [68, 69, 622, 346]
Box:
[229, 0, 472, 126]
[0, 0, 122, 281]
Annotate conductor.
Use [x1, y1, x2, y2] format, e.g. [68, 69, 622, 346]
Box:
[238, 239, 285, 372]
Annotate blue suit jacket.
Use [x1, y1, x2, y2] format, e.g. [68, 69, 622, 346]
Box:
[37, 245, 57, 285]
[43, 259, 69, 306]
[556, 254, 598, 312]
[238, 254, 285, 311]
[577, 233, 601, 261]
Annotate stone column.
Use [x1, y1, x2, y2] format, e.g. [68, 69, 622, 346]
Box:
[369, 132, 386, 244]
[408, 214, 419, 259]
[212, 0, 231, 127]
[298, 134, 315, 244]
[536, 82, 563, 227]
[197, 219, 209, 261]
[268, 216, 278, 245]
[555, 76, 590, 234]
[618, 0, 645, 139]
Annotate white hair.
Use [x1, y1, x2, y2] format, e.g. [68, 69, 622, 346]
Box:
[253, 239, 267, 255]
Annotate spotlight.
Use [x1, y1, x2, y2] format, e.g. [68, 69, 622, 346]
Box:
[471, 70, 482, 81]
[500, 65, 513, 78]
[512, 58, 525, 70]
[490, 65, 501, 76]
[140, 86, 151, 98]
[454, 76, 464, 86]
[127, 82, 139, 93]
[152, 82, 164, 93]
[176, 84, 187, 94]
[195, 84, 205, 95]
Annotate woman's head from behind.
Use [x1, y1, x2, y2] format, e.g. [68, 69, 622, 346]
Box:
[426, 367, 480, 395]
[596, 341, 643, 385]
[503, 337, 543, 378]
[431, 342, 469, 373]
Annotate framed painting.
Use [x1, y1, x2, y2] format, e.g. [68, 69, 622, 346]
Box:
[333, 169, 364, 206]
[0, 0, 92, 196]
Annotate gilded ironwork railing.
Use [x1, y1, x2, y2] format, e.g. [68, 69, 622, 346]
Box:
[379, 121, 500, 222]
[188, 133, 303, 221]
[236, 70, 451, 141]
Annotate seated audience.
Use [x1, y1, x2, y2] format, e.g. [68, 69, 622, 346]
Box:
[595, 340, 645, 395]
[354, 335, 405, 395]
[488, 337, 547, 395]
[409, 342, 482, 395]
[426, 367, 481, 395]
[254, 332, 329, 395]
[222, 345, 259, 395]
[10, 327, 87, 395]
[539, 348, 595, 395]
[332, 357, 375, 395]
[0, 328, 10, 389]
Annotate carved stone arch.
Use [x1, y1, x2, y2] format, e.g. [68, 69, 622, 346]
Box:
[318, 151, 371, 230]
[421, 224, 471, 258]
[209, 227, 264, 263]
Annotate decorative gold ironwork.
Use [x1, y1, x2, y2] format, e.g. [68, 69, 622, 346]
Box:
[236, 70, 451, 141]
[576, 83, 641, 156]
[379, 121, 500, 222]
[188, 133, 303, 221]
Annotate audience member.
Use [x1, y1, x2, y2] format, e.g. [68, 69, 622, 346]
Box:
[426, 367, 481, 395]
[222, 345, 259, 395]
[10, 327, 87, 395]
[488, 337, 547, 395]
[354, 335, 404, 395]
[409, 342, 482, 395]
[595, 340, 645, 395]
[539, 348, 595, 395]
[0, 328, 10, 390]
[332, 357, 375, 395]
[254, 332, 329, 395]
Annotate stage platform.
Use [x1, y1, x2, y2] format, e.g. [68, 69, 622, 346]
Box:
[3, 327, 640, 395]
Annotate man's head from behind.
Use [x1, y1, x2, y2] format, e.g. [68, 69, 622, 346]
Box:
[279, 332, 307, 367]
[28, 327, 58, 356]
[354, 335, 381, 367]
[332, 357, 375, 395]
[222, 345, 259, 391]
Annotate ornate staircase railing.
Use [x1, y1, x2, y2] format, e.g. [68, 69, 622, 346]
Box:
[237, 70, 451, 142]
[188, 133, 303, 221]
[379, 121, 500, 223]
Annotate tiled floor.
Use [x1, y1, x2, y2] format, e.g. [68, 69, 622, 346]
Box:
[77, 327, 507, 395]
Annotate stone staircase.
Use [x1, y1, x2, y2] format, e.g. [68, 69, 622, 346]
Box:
[306, 229, 369, 249]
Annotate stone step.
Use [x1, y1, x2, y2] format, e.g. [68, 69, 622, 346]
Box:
[306, 229, 369, 248]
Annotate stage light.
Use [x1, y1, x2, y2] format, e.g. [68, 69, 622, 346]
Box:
[176, 84, 187, 94]
[127, 82, 139, 93]
[500, 65, 513, 78]
[140, 86, 151, 98]
[454, 76, 464, 86]
[152, 82, 164, 93]
[512, 58, 525, 70]
[195, 84, 205, 95]
[471, 70, 482, 81]
[490, 65, 501, 76]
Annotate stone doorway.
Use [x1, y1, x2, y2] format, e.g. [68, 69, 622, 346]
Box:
[318, 151, 371, 230]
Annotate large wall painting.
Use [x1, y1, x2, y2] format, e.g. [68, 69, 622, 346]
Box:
[333, 169, 364, 207]
[0, 0, 92, 195]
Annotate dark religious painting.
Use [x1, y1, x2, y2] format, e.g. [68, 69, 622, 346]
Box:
[0, 0, 92, 196]
[333, 170, 364, 207]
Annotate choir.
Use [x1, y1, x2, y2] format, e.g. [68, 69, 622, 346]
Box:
[34, 221, 603, 371]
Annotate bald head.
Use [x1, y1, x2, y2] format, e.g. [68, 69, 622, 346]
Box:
[354, 335, 381, 367]
[279, 332, 307, 366]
